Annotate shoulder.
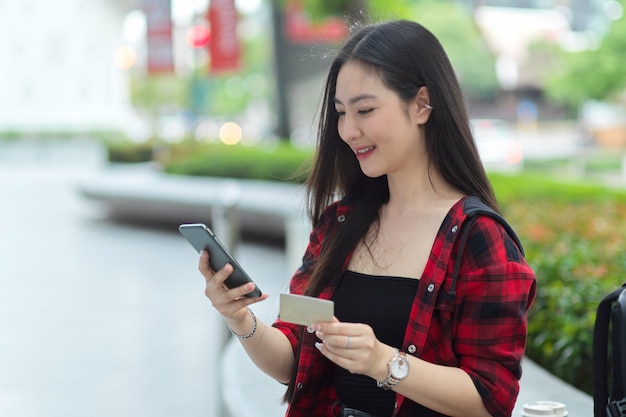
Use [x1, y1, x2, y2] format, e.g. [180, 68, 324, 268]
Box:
[454, 196, 523, 258]
[466, 215, 523, 262]
[447, 196, 525, 269]
[456, 212, 536, 303]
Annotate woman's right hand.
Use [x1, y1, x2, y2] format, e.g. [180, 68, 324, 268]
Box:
[198, 250, 268, 326]
[200, 252, 294, 383]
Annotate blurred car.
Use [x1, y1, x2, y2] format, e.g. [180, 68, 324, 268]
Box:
[471, 119, 524, 172]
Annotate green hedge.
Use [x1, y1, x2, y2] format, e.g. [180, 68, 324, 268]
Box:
[106, 141, 155, 163]
[106, 140, 314, 182]
[162, 142, 313, 183]
[490, 173, 626, 395]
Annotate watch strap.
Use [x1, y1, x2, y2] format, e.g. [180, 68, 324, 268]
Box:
[376, 350, 408, 390]
[377, 374, 401, 390]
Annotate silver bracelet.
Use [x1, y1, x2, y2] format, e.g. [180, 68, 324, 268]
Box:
[228, 307, 257, 339]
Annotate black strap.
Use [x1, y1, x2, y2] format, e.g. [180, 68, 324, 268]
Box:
[332, 402, 378, 417]
[463, 196, 524, 256]
[593, 284, 626, 417]
[607, 399, 626, 417]
[448, 196, 524, 299]
[611, 289, 626, 402]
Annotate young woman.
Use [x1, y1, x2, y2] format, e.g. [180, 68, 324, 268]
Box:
[199, 19, 536, 417]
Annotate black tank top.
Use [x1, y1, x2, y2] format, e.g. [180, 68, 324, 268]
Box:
[332, 270, 420, 416]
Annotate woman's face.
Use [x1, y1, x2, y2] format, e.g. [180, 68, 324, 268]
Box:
[334, 60, 426, 179]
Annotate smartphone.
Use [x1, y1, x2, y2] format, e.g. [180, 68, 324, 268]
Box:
[178, 223, 262, 298]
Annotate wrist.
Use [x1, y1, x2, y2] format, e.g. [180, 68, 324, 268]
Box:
[372, 346, 396, 382]
[227, 307, 257, 339]
[377, 349, 410, 390]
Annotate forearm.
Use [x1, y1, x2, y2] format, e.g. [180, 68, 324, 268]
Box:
[227, 311, 295, 384]
[377, 351, 491, 417]
[314, 322, 493, 417]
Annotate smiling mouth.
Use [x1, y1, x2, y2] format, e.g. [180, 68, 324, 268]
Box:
[356, 146, 375, 154]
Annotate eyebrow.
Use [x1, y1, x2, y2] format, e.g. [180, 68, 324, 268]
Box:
[333, 94, 378, 105]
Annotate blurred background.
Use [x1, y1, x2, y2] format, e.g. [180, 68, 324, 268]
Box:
[1, 0, 625, 147]
[2, 0, 626, 147]
[1, 0, 625, 416]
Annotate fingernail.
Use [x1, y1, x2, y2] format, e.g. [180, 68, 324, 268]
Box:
[245, 283, 254, 290]
[315, 342, 323, 351]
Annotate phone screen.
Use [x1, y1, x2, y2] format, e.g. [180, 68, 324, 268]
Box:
[178, 223, 262, 298]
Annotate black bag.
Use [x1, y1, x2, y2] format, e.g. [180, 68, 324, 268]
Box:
[593, 283, 626, 417]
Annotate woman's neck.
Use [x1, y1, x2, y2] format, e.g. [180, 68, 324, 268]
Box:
[385, 167, 462, 214]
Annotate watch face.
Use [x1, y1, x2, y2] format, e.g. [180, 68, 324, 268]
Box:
[391, 356, 409, 379]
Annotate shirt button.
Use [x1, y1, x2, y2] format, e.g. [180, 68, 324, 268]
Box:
[296, 382, 304, 390]
[307, 325, 315, 333]
[427, 283, 435, 292]
[337, 214, 346, 222]
[407, 344, 416, 354]
[451, 225, 458, 233]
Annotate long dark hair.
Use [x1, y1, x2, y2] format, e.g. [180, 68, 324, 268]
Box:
[302, 20, 497, 297]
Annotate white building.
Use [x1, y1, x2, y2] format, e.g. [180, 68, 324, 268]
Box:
[0, 0, 136, 133]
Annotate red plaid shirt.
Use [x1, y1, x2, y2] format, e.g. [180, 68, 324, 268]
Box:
[273, 196, 536, 417]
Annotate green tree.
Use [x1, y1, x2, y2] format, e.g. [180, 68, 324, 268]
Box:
[400, 1, 498, 100]
[544, 0, 626, 109]
[201, 31, 273, 117]
[299, 0, 499, 100]
[130, 74, 189, 114]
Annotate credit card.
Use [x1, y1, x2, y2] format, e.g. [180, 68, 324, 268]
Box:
[279, 293, 334, 326]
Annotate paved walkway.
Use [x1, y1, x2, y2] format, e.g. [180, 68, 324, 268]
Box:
[0, 143, 252, 417]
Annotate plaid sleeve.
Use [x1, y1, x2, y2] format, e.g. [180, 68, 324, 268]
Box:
[272, 202, 340, 349]
[453, 216, 537, 417]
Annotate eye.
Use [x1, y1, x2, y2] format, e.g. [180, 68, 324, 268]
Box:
[335, 110, 345, 118]
[358, 108, 374, 115]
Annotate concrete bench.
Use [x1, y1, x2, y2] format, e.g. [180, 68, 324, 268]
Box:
[77, 163, 311, 273]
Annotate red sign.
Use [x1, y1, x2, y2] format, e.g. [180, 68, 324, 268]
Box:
[208, 0, 241, 74]
[143, 0, 174, 73]
[285, 0, 347, 44]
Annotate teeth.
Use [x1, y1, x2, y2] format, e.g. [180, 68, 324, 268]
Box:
[357, 146, 374, 154]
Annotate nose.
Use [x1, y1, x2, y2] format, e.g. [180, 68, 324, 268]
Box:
[337, 113, 361, 143]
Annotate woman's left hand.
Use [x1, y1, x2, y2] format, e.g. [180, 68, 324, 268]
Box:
[313, 318, 396, 381]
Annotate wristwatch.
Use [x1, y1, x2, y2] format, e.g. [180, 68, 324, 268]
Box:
[377, 349, 410, 390]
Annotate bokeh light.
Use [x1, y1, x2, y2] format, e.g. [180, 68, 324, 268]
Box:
[219, 122, 242, 145]
[604, 0, 624, 20]
[114, 46, 137, 69]
[186, 24, 211, 48]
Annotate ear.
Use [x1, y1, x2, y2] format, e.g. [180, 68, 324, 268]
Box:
[413, 86, 432, 125]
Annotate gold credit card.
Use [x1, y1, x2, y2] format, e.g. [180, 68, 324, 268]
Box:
[279, 293, 334, 326]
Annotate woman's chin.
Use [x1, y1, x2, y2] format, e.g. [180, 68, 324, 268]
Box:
[359, 166, 385, 179]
